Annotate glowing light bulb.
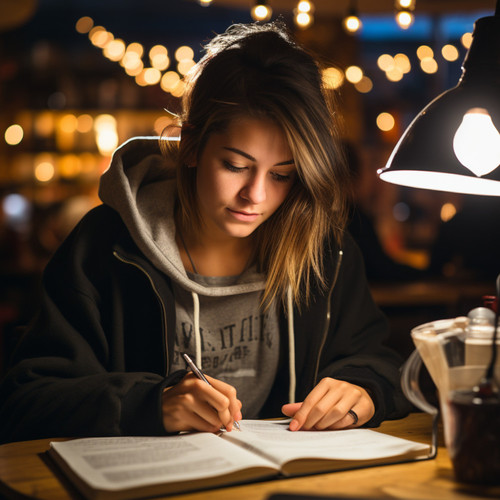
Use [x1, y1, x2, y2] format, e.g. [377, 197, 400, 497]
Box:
[295, 12, 312, 28]
[294, 1, 314, 28]
[453, 108, 500, 177]
[343, 15, 362, 33]
[297, 1, 312, 13]
[322, 67, 344, 89]
[396, 10, 414, 29]
[396, 0, 414, 8]
[251, 2, 272, 21]
[4, 124, 24, 145]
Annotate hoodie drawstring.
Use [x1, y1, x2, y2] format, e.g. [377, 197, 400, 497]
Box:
[190, 287, 296, 405]
[287, 285, 296, 404]
[191, 291, 202, 368]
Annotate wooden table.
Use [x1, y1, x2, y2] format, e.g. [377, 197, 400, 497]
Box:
[1, 413, 499, 500]
[370, 280, 494, 309]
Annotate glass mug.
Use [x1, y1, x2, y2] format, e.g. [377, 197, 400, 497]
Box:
[401, 313, 500, 485]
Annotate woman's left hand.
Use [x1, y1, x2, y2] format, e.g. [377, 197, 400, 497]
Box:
[281, 377, 375, 431]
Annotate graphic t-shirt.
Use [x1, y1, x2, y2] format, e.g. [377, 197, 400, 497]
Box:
[171, 272, 280, 419]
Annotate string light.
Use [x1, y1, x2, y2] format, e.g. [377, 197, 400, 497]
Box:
[420, 57, 438, 74]
[395, 0, 415, 30]
[416, 45, 433, 60]
[76, 16, 192, 97]
[175, 46, 194, 61]
[396, 9, 414, 29]
[322, 67, 344, 89]
[251, 0, 272, 22]
[149, 45, 170, 71]
[440, 203, 457, 222]
[75, 16, 93, 34]
[294, 1, 314, 29]
[441, 44, 459, 62]
[161, 71, 181, 93]
[394, 53, 411, 73]
[395, 0, 415, 8]
[461, 32, 473, 49]
[377, 112, 396, 132]
[386, 67, 404, 82]
[345, 65, 363, 84]
[297, 1, 313, 13]
[94, 114, 118, 156]
[343, 0, 362, 34]
[74, 14, 472, 106]
[4, 124, 24, 145]
[355, 76, 373, 93]
[103, 39, 126, 62]
[377, 54, 395, 72]
[34, 154, 56, 182]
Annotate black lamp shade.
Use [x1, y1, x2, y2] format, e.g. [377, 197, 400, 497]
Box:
[378, 16, 500, 196]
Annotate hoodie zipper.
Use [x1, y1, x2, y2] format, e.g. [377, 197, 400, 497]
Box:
[312, 249, 343, 386]
[113, 251, 169, 375]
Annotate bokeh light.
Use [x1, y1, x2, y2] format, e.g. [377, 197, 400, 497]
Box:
[440, 203, 457, 222]
[355, 76, 373, 93]
[461, 32, 473, 49]
[377, 54, 394, 72]
[441, 44, 459, 62]
[417, 45, 434, 60]
[175, 46, 194, 62]
[376, 112, 395, 131]
[420, 57, 438, 74]
[5, 124, 24, 145]
[75, 16, 94, 34]
[322, 67, 344, 89]
[345, 65, 363, 84]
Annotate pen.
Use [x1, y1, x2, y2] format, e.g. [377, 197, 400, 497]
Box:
[182, 353, 241, 431]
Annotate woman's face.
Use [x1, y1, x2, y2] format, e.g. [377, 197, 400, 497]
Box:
[194, 116, 296, 242]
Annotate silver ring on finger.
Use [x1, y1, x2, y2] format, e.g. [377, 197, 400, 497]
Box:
[347, 409, 358, 425]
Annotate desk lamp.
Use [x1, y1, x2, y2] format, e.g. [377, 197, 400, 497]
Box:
[378, 1, 500, 483]
[377, 1, 500, 196]
[377, 0, 500, 364]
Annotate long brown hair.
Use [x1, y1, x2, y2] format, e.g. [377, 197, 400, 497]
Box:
[161, 21, 349, 309]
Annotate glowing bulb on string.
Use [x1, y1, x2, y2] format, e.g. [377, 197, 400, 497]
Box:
[295, 12, 312, 28]
[453, 108, 500, 177]
[251, 2, 272, 22]
[396, 10, 414, 29]
[297, 1, 312, 13]
[396, 0, 414, 8]
[343, 15, 362, 33]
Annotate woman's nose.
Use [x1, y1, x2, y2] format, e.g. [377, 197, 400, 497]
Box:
[240, 174, 267, 204]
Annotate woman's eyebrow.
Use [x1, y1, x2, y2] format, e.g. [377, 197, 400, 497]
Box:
[223, 146, 294, 166]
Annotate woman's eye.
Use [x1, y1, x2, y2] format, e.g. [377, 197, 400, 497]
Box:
[223, 161, 245, 173]
[271, 172, 292, 182]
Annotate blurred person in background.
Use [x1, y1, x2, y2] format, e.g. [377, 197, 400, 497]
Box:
[429, 195, 500, 284]
[344, 142, 423, 284]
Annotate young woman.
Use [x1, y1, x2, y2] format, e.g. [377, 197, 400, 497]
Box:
[0, 22, 410, 442]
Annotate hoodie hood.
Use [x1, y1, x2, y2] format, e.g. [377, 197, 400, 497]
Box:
[98, 136, 266, 297]
[99, 138, 288, 409]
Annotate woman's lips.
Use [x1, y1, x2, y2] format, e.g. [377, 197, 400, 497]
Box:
[226, 207, 260, 222]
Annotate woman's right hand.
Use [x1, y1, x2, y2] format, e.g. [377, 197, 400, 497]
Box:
[161, 372, 242, 433]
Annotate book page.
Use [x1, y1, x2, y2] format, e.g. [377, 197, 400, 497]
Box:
[50, 433, 278, 493]
[222, 420, 431, 468]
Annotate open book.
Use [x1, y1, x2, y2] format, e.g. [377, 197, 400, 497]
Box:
[48, 419, 431, 500]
